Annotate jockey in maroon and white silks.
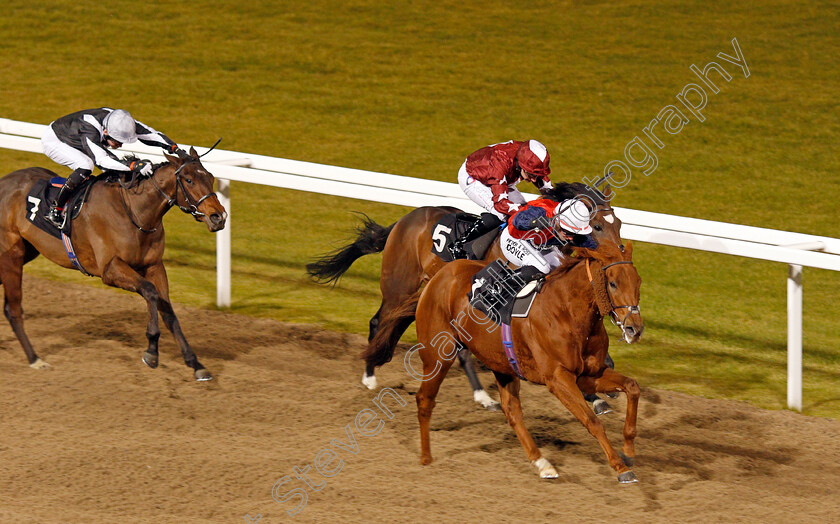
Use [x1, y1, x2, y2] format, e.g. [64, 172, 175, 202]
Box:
[458, 140, 553, 220]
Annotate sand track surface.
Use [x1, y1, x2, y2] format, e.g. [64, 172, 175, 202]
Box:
[0, 276, 837, 523]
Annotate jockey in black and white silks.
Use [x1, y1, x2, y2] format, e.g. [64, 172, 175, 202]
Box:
[40, 108, 185, 227]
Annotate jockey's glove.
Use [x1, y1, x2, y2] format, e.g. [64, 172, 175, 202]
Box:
[165, 143, 190, 160]
[130, 160, 153, 177]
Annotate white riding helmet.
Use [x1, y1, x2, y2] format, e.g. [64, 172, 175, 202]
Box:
[554, 199, 593, 235]
[103, 109, 138, 144]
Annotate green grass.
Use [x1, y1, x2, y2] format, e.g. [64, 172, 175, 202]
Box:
[1, 0, 839, 417]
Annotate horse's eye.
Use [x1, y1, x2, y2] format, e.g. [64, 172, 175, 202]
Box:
[594, 224, 602, 232]
[609, 282, 617, 289]
[185, 178, 193, 184]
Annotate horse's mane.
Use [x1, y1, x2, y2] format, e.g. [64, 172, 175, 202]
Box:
[542, 181, 610, 208]
[546, 253, 587, 279]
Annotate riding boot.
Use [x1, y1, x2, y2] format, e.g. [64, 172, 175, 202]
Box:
[510, 265, 544, 285]
[490, 264, 545, 300]
[450, 213, 503, 258]
[46, 168, 90, 228]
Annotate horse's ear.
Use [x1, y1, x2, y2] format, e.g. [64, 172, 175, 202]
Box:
[164, 153, 179, 164]
[623, 240, 633, 259]
[602, 183, 613, 198]
[574, 246, 601, 262]
[189, 146, 199, 158]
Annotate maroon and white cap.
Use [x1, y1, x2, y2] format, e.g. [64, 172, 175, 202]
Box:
[516, 139, 551, 177]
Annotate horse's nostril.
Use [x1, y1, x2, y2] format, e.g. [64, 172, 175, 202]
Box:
[210, 213, 223, 224]
[625, 326, 635, 335]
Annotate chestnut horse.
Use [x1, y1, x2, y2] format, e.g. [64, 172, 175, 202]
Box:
[0, 148, 227, 380]
[367, 243, 643, 482]
[307, 182, 622, 407]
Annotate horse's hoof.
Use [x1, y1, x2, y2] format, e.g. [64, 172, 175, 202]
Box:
[620, 451, 635, 467]
[361, 372, 377, 390]
[29, 358, 51, 370]
[142, 352, 159, 369]
[606, 391, 619, 399]
[593, 399, 613, 416]
[195, 369, 214, 381]
[474, 390, 501, 411]
[533, 458, 558, 479]
[618, 471, 639, 484]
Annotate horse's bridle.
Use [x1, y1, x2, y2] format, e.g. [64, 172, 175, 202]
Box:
[147, 159, 217, 219]
[585, 258, 641, 332]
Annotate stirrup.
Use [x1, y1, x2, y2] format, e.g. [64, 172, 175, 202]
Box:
[46, 208, 65, 228]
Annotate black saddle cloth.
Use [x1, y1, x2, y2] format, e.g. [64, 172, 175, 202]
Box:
[430, 212, 502, 262]
[25, 176, 100, 239]
[467, 260, 542, 325]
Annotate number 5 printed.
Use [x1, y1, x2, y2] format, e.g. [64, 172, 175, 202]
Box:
[432, 224, 451, 253]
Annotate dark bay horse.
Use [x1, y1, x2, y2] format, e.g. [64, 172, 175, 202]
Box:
[368, 243, 643, 482]
[0, 148, 227, 380]
[307, 182, 623, 407]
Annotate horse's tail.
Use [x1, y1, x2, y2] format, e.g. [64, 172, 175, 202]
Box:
[362, 290, 421, 369]
[306, 214, 395, 285]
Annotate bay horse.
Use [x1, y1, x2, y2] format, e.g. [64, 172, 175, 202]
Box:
[0, 148, 227, 380]
[307, 182, 622, 408]
[368, 243, 643, 482]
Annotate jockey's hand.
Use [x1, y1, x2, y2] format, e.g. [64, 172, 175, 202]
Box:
[166, 144, 190, 160]
[130, 160, 153, 177]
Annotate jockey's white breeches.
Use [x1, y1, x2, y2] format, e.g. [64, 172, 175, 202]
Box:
[458, 161, 526, 220]
[499, 228, 564, 274]
[41, 125, 94, 172]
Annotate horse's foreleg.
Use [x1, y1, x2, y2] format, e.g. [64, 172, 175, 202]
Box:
[579, 369, 641, 465]
[547, 367, 637, 483]
[0, 243, 45, 368]
[101, 257, 164, 371]
[492, 371, 556, 478]
[143, 263, 211, 381]
[458, 348, 500, 411]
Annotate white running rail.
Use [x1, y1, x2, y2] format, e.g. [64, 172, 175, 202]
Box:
[1, 117, 838, 411]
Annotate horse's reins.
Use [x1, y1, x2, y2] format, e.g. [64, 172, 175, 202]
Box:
[120, 139, 222, 233]
[585, 258, 641, 334]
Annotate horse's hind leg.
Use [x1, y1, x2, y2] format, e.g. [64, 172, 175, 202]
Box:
[0, 239, 46, 368]
[362, 304, 384, 389]
[362, 276, 421, 389]
[492, 371, 556, 478]
[458, 348, 500, 411]
[415, 340, 455, 466]
[143, 262, 211, 381]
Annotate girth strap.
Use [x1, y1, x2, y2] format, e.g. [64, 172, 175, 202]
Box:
[501, 323, 525, 379]
[61, 232, 92, 277]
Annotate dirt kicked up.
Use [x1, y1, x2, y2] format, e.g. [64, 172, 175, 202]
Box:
[0, 276, 838, 523]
